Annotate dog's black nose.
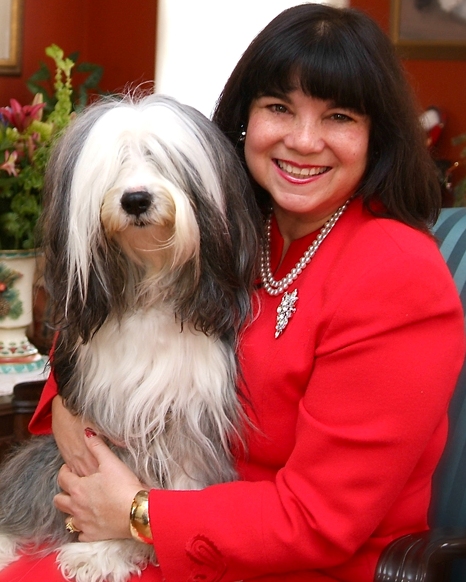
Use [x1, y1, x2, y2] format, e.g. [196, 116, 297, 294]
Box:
[121, 191, 152, 217]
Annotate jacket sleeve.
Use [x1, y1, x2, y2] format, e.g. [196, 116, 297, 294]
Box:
[147, 250, 465, 581]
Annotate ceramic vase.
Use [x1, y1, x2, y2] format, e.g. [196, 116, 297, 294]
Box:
[0, 249, 44, 372]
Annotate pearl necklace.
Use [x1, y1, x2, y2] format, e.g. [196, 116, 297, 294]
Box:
[260, 200, 351, 338]
[260, 199, 351, 296]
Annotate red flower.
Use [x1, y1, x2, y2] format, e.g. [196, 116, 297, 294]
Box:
[0, 98, 45, 133]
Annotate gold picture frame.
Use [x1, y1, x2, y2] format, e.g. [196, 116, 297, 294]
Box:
[0, 0, 23, 75]
[390, 0, 466, 59]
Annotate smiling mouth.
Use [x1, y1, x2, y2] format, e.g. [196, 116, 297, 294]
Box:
[276, 159, 330, 178]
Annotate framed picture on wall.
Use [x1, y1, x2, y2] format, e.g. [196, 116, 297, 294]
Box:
[0, 0, 23, 75]
[391, 0, 466, 59]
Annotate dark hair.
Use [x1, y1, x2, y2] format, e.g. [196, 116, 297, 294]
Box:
[213, 3, 441, 230]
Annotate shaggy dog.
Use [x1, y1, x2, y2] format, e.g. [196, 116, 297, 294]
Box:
[0, 93, 260, 582]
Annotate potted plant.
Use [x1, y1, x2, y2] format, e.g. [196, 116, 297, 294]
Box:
[0, 45, 101, 369]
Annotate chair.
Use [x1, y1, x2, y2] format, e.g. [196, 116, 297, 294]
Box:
[375, 207, 466, 582]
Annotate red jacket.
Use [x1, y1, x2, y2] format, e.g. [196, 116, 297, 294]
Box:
[30, 198, 465, 582]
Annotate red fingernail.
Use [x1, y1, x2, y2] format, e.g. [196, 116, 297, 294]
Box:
[84, 427, 97, 438]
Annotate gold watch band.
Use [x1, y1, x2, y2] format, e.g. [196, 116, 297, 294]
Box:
[129, 490, 153, 544]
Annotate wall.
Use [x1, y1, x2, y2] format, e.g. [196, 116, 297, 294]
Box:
[351, 0, 466, 172]
[155, 0, 348, 119]
[0, 0, 157, 106]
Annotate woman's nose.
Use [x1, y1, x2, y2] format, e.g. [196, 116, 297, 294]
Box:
[283, 120, 325, 153]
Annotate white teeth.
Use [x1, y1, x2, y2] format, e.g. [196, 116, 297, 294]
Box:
[277, 160, 328, 178]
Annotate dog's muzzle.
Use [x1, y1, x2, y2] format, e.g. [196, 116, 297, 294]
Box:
[121, 190, 152, 218]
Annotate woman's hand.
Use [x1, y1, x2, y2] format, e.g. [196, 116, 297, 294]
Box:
[52, 395, 99, 476]
[54, 430, 146, 542]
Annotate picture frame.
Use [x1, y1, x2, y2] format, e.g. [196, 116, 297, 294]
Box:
[390, 0, 466, 59]
[0, 0, 23, 75]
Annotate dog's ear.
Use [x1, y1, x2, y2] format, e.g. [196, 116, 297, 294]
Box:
[45, 236, 134, 344]
[39, 102, 122, 342]
[173, 112, 262, 340]
[43, 245, 113, 344]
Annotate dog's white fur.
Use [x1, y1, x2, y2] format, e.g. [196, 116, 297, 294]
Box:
[0, 93, 259, 582]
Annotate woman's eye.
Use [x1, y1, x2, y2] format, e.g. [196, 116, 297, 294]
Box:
[269, 104, 288, 114]
[330, 112, 353, 122]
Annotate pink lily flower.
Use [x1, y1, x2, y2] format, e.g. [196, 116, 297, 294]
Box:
[0, 98, 46, 133]
[0, 150, 19, 177]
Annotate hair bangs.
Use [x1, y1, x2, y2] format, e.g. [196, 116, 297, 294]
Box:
[249, 38, 368, 116]
[295, 47, 368, 114]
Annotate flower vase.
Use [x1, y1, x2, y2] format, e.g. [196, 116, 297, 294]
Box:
[0, 249, 45, 373]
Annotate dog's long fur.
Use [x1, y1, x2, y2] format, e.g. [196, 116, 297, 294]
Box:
[0, 93, 260, 582]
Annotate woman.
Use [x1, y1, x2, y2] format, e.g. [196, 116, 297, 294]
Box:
[2, 4, 464, 581]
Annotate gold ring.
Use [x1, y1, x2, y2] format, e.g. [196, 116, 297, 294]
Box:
[65, 516, 80, 534]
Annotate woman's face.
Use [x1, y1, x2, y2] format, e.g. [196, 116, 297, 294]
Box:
[244, 89, 370, 237]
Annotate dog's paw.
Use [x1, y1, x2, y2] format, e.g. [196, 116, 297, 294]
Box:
[58, 539, 155, 582]
[0, 534, 19, 570]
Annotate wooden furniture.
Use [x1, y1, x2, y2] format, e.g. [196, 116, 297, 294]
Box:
[0, 380, 45, 461]
[0, 394, 16, 462]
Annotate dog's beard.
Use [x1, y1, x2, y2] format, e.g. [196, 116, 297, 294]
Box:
[64, 309, 240, 489]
